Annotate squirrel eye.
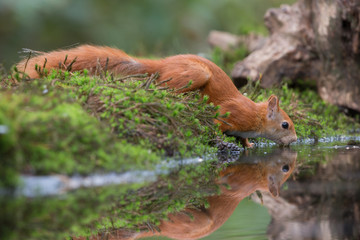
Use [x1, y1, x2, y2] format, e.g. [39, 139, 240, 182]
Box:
[282, 165, 290, 172]
[282, 121, 289, 129]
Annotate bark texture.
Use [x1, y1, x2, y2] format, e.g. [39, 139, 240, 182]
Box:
[229, 0, 360, 112]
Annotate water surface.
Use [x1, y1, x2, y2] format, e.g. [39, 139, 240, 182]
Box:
[2, 138, 360, 240]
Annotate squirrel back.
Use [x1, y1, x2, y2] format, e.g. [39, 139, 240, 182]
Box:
[17, 45, 238, 104]
[17, 45, 297, 147]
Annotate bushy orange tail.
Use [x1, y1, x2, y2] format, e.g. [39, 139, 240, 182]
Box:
[17, 45, 154, 79]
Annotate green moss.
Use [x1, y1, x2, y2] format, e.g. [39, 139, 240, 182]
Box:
[0, 92, 161, 188]
[42, 70, 219, 156]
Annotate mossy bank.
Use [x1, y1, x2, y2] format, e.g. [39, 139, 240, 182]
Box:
[0, 69, 221, 187]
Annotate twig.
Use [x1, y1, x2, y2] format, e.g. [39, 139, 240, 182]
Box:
[174, 80, 192, 92]
[104, 57, 109, 74]
[66, 57, 77, 72]
[157, 86, 170, 91]
[50, 78, 60, 86]
[140, 72, 159, 90]
[146, 222, 156, 234]
[23, 50, 33, 74]
[95, 58, 102, 77]
[114, 73, 148, 82]
[215, 117, 232, 126]
[112, 97, 130, 105]
[146, 72, 159, 89]
[63, 55, 68, 65]
[155, 77, 172, 86]
[99, 84, 123, 90]
[43, 58, 47, 69]
[97, 104, 107, 112]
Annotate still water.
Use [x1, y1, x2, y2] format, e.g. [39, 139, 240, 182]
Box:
[2, 139, 360, 240]
[141, 141, 360, 240]
[207, 142, 360, 240]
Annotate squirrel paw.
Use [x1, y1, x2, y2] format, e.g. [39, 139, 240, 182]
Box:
[240, 138, 255, 148]
[246, 142, 255, 148]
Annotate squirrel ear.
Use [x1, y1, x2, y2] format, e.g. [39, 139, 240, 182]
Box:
[267, 95, 279, 119]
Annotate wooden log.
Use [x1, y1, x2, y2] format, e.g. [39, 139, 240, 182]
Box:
[230, 0, 360, 113]
[311, 0, 360, 113]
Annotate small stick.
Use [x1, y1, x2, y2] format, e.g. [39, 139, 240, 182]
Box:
[157, 86, 170, 91]
[63, 55, 68, 65]
[146, 222, 156, 234]
[104, 57, 109, 74]
[95, 58, 101, 76]
[143, 72, 159, 89]
[66, 57, 77, 71]
[43, 58, 47, 69]
[114, 73, 148, 82]
[174, 80, 192, 92]
[215, 117, 232, 126]
[155, 77, 172, 86]
[23, 50, 33, 74]
[97, 104, 107, 112]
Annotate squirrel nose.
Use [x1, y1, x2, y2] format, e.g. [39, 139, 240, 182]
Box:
[281, 135, 297, 145]
[291, 136, 297, 143]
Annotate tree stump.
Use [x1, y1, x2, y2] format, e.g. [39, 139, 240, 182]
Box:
[230, 0, 360, 113]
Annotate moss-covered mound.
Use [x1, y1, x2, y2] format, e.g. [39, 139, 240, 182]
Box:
[0, 69, 220, 187]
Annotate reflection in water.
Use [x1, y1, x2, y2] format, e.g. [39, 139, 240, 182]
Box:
[252, 146, 360, 240]
[11, 157, 206, 197]
[81, 149, 297, 240]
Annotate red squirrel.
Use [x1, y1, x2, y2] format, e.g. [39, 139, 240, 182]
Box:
[73, 149, 297, 240]
[17, 45, 297, 147]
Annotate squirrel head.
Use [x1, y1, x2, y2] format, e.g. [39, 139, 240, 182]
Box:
[217, 94, 297, 146]
[263, 149, 297, 197]
[218, 149, 297, 198]
[261, 95, 297, 146]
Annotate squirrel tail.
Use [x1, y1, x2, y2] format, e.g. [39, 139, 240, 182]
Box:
[17, 45, 159, 78]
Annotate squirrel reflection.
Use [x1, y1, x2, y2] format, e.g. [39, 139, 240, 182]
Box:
[81, 149, 297, 240]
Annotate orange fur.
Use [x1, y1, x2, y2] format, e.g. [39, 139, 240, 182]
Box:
[17, 45, 297, 146]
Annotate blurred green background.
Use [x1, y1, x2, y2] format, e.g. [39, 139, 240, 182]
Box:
[0, 0, 295, 68]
